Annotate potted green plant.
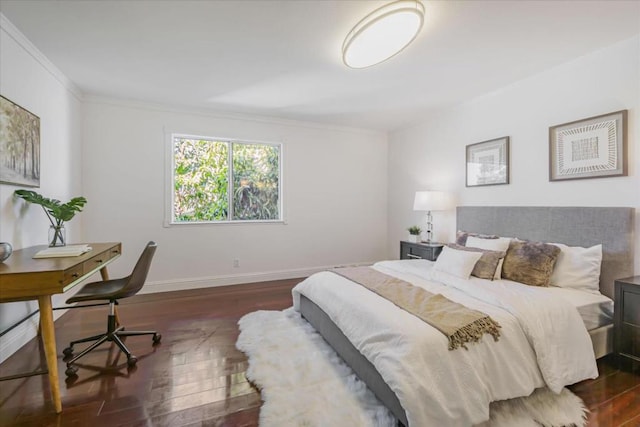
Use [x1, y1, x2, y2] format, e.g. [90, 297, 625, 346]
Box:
[407, 225, 422, 243]
[14, 190, 87, 247]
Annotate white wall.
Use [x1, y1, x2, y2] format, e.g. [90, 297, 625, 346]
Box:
[0, 15, 84, 362]
[0, 12, 388, 363]
[82, 98, 389, 291]
[388, 36, 640, 273]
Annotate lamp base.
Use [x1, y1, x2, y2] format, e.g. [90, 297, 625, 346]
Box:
[424, 219, 433, 243]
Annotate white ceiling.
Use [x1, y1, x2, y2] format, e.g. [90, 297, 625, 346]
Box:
[1, 1, 639, 131]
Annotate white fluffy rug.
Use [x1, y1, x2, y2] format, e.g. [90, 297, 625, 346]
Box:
[237, 308, 588, 427]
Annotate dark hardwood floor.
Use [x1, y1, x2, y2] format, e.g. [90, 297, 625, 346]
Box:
[0, 278, 638, 426]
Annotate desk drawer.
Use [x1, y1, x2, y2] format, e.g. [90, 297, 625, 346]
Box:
[83, 251, 109, 274]
[107, 244, 121, 260]
[63, 264, 84, 286]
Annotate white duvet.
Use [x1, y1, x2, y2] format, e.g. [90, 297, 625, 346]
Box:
[292, 260, 598, 427]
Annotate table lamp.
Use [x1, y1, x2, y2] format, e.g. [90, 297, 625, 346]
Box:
[413, 191, 450, 243]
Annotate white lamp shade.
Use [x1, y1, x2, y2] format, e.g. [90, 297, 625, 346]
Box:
[413, 191, 450, 211]
[342, 0, 425, 69]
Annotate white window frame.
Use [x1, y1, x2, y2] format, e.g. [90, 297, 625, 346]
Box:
[165, 132, 284, 226]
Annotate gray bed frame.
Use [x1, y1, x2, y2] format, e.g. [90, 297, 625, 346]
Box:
[299, 206, 635, 426]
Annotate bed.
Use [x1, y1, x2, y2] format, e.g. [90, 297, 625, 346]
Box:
[293, 206, 635, 426]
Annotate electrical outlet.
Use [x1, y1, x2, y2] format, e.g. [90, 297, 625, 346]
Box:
[233, 258, 240, 268]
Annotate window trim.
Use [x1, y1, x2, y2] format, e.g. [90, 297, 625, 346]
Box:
[165, 132, 284, 226]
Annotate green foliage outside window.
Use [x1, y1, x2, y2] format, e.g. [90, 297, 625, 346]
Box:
[233, 143, 280, 220]
[174, 138, 228, 221]
[173, 136, 280, 222]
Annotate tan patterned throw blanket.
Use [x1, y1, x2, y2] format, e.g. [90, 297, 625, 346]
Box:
[331, 267, 501, 350]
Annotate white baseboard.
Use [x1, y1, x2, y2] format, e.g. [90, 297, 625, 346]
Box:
[0, 305, 70, 365]
[0, 316, 40, 364]
[139, 261, 374, 294]
[0, 261, 375, 363]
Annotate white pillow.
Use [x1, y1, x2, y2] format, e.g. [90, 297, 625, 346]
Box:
[549, 243, 602, 293]
[465, 235, 511, 251]
[465, 236, 512, 279]
[433, 246, 483, 280]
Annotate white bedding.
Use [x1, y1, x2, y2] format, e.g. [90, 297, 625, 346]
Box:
[292, 259, 598, 427]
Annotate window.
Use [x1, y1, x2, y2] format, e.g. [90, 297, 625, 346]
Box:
[170, 134, 282, 224]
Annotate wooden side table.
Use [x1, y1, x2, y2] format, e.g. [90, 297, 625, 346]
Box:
[400, 241, 443, 261]
[614, 276, 640, 372]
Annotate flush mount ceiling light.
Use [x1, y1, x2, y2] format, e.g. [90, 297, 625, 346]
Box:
[342, 0, 425, 69]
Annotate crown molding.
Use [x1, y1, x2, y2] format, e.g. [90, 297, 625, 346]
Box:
[0, 13, 83, 100]
[83, 94, 386, 137]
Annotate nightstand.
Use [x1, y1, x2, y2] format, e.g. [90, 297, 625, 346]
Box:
[400, 241, 444, 262]
[614, 276, 640, 372]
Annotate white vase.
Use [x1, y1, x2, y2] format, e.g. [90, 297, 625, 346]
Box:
[408, 235, 419, 243]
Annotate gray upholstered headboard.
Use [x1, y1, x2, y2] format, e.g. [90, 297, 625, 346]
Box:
[457, 206, 635, 298]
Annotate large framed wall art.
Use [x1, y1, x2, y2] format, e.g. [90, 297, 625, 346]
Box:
[0, 95, 41, 187]
[549, 110, 627, 181]
[465, 136, 510, 187]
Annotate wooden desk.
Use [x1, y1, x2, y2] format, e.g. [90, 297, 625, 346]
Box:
[0, 242, 121, 413]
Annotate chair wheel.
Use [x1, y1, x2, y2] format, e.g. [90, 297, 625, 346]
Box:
[65, 366, 78, 377]
[127, 356, 138, 367]
[62, 347, 74, 357]
[152, 334, 162, 344]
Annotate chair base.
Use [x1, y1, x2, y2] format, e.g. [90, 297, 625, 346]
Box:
[64, 313, 161, 376]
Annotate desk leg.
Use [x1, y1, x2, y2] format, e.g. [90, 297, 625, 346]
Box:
[100, 267, 120, 326]
[37, 295, 62, 413]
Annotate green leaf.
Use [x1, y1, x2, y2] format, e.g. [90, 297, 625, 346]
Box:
[14, 190, 87, 224]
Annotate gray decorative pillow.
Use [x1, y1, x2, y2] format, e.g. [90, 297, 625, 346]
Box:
[502, 240, 561, 287]
[447, 244, 505, 280]
[455, 230, 499, 246]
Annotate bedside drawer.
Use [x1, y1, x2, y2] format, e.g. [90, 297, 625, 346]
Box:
[623, 292, 640, 326]
[400, 241, 443, 262]
[619, 324, 640, 358]
[405, 246, 432, 259]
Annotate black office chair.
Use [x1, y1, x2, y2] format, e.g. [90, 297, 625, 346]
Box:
[63, 241, 161, 376]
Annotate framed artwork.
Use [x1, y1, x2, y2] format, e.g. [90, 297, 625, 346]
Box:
[549, 110, 627, 181]
[0, 95, 40, 187]
[466, 136, 509, 187]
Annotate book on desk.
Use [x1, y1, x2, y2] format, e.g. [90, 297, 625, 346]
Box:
[33, 244, 93, 259]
